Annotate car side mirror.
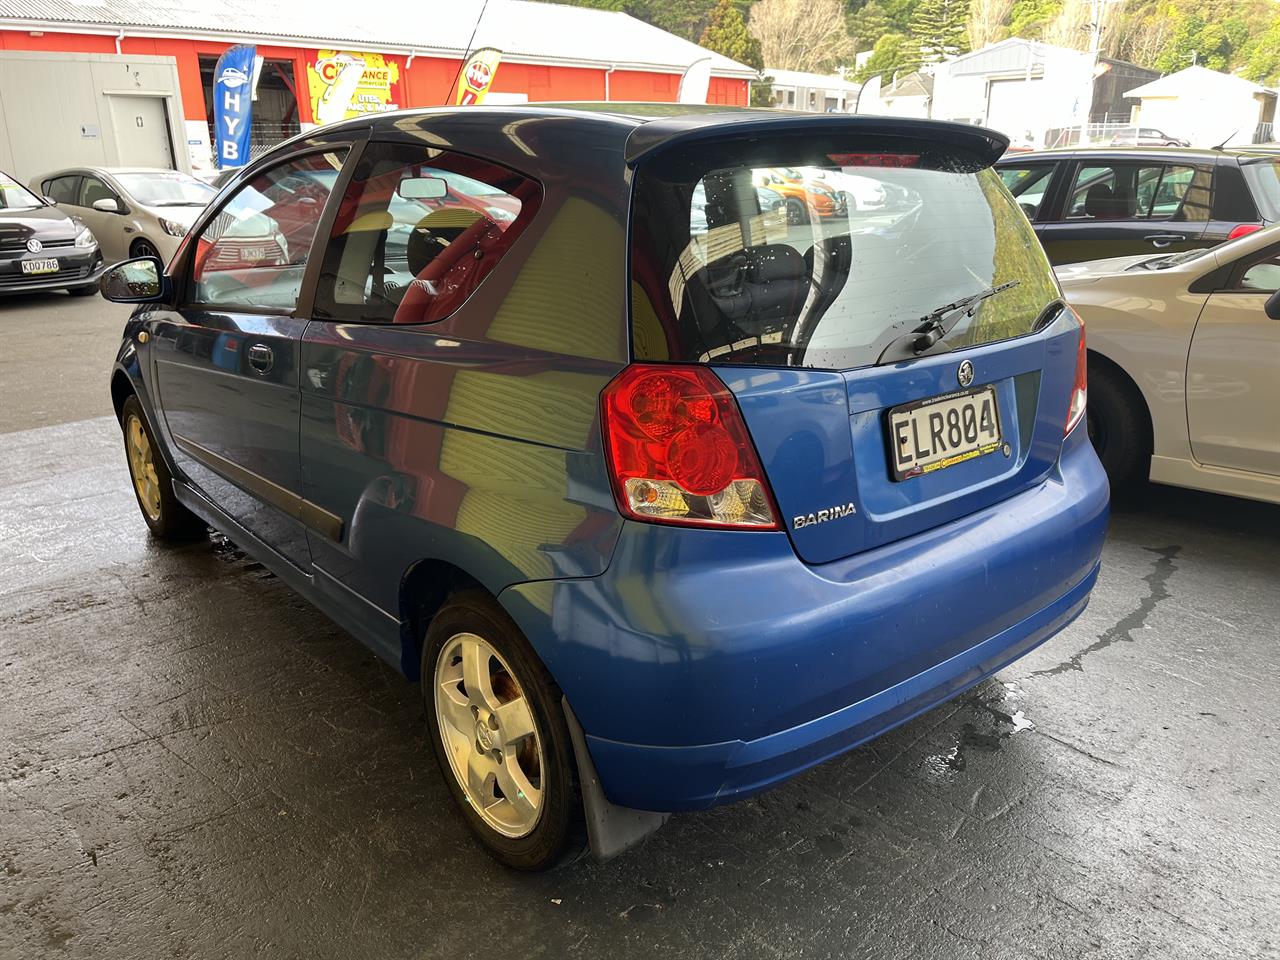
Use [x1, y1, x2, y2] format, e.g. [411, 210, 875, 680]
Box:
[100, 257, 167, 303]
[92, 197, 122, 213]
[1265, 289, 1280, 321]
[43, 195, 57, 206]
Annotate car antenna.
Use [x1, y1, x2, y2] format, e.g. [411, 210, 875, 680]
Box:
[1211, 131, 1238, 151]
[447, 0, 492, 103]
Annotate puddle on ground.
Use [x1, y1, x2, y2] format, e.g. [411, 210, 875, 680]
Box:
[923, 682, 1036, 779]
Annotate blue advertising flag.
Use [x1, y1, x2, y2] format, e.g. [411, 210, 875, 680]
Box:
[213, 44, 255, 168]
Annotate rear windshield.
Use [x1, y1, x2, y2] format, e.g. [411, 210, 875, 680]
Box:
[630, 136, 1060, 369]
[1241, 158, 1280, 222]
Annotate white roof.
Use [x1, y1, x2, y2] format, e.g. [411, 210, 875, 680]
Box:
[1125, 65, 1276, 99]
[0, 0, 755, 76]
[766, 68, 859, 93]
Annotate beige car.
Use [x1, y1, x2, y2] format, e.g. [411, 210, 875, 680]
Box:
[1058, 226, 1280, 504]
[32, 167, 218, 266]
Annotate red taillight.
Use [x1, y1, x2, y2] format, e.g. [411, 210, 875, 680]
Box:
[1066, 311, 1087, 436]
[1228, 223, 1263, 240]
[601, 365, 780, 529]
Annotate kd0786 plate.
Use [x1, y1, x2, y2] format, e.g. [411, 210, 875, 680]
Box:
[888, 385, 1002, 481]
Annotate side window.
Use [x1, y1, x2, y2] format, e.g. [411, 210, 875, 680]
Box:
[189, 150, 346, 311]
[1065, 163, 1164, 220]
[79, 176, 117, 209]
[312, 142, 541, 325]
[999, 165, 1055, 219]
[44, 176, 80, 205]
[1237, 249, 1280, 292]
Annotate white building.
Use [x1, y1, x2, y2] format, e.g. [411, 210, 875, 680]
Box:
[878, 72, 933, 118]
[928, 39, 1157, 146]
[765, 69, 860, 113]
[1125, 66, 1278, 148]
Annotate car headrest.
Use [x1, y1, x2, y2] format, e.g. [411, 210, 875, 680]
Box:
[748, 243, 806, 283]
[1084, 184, 1114, 217]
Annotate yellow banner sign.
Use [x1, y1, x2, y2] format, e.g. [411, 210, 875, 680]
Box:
[455, 48, 503, 105]
[308, 50, 402, 125]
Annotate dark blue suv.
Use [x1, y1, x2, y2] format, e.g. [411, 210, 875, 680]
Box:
[105, 106, 1109, 870]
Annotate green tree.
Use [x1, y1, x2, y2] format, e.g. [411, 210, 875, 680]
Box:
[1239, 20, 1280, 85]
[848, 0, 892, 52]
[700, 0, 764, 69]
[853, 32, 919, 82]
[911, 0, 971, 62]
[1007, 0, 1060, 41]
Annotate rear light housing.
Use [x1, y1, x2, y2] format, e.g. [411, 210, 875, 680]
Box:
[601, 365, 780, 529]
[1065, 309, 1087, 435]
[1228, 223, 1263, 240]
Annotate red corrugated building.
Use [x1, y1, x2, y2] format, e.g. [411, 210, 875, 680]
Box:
[0, 0, 753, 171]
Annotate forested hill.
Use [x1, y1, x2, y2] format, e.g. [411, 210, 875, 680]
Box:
[542, 0, 1280, 85]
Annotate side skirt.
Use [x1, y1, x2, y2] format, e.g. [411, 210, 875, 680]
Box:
[171, 479, 404, 671]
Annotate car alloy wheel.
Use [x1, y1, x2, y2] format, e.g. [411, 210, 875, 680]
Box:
[133, 239, 160, 261]
[433, 631, 545, 839]
[125, 412, 163, 522]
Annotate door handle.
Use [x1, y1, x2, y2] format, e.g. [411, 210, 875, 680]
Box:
[1145, 234, 1182, 247]
[247, 343, 274, 374]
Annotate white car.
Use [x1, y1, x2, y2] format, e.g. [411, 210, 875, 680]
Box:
[1058, 227, 1280, 504]
[33, 167, 218, 266]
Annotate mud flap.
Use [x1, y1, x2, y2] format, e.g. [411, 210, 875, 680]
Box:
[561, 698, 670, 861]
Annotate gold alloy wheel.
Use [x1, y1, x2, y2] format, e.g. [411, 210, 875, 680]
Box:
[434, 632, 545, 839]
[125, 414, 163, 522]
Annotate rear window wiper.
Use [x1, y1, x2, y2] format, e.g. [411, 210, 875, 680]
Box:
[876, 281, 1020, 365]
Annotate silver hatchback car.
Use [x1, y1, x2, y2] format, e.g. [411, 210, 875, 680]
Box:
[32, 167, 218, 266]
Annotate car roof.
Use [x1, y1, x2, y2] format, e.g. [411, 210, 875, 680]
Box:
[304, 103, 1010, 166]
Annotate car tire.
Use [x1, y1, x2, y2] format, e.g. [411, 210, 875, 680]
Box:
[422, 590, 584, 871]
[1086, 360, 1151, 495]
[67, 285, 97, 297]
[120, 396, 205, 540]
[785, 198, 809, 225]
[130, 239, 161, 262]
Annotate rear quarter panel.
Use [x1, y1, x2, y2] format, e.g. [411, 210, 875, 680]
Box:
[1061, 269, 1208, 461]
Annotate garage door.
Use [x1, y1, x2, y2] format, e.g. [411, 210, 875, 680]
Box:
[985, 79, 1044, 142]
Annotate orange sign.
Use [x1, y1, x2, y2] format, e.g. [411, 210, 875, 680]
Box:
[455, 48, 503, 105]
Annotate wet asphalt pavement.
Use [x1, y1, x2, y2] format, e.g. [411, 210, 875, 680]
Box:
[1, 294, 1278, 960]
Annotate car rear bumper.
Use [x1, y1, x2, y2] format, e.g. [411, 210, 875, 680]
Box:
[0, 251, 104, 295]
[500, 426, 1109, 812]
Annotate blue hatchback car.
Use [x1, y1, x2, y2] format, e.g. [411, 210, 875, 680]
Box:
[105, 106, 1109, 870]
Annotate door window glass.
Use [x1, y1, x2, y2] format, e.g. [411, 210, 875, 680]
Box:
[189, 150, 347, 311]
[1238, 251, 1280, 291]
[79, 176, 117, 209]
[44, 176, 80, 205]
[312, 142, 541, 325]
[1065, 163, 1207, 221]
[999, 165, 1054, 218]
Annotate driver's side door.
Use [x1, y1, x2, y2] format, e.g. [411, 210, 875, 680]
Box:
[1187, 242, 1280, 477]
[148, 147, 350, 568]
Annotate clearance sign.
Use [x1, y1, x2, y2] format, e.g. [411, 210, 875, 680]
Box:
[455, 48, 503, 105]
[308, 51, 403, 125]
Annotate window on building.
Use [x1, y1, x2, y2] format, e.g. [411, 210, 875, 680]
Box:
[312, 141, 541, 325]
[188, 149, 347, 311]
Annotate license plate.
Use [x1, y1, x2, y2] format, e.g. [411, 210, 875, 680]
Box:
[888, 385, 1002, 481]
[21, 258, 59, 275]
[241, 247, 264, 261]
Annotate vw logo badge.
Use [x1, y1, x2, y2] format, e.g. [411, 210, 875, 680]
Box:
[957, 360, 975, 387]
[26, 238, 42, 253]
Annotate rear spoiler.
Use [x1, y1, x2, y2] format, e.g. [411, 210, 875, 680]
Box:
[624, 112, 1009, 169]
